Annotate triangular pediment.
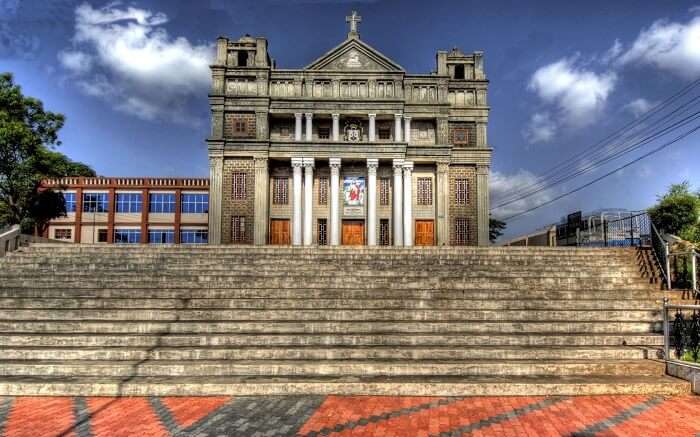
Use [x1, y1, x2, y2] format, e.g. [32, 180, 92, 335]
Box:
[306, 38, 404, 72]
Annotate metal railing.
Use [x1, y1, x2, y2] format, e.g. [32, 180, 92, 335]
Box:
[668, 249, 699, 293]
[0, 225, 21, 257]
[650, 220, 671, 290]
[663, 300, 700, 364]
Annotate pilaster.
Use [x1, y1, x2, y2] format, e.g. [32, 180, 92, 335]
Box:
[329, 158, 341, 246]
[208, 156, 224, 244]
[291, 158, 303, 245]
[366, 159, 379, 246]
[254, 157, 269, 245]
[477, 165, 490, 246]
[332, 114, 340, 142]
[303, 158, 315, 246]
[403, 161, 414, 246]
[403, 116, 412, 144]
[394, 114, 403, 143]
[305, 113, 313, 142]
[294, 113, 303, 142]
[436, 162, 449, 246]
[392, 159, 404, 246]
[368, 114, 376, 142]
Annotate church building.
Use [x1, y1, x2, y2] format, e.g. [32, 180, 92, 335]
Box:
[207, 11, 492, 246]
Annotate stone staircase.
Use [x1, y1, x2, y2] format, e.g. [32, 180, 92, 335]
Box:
[0, 244, 689, 396]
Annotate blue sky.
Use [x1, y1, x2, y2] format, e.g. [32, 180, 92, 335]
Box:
[2, 0, 700, 239]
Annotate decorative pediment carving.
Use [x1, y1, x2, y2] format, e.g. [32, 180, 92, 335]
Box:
[306, 39, 404, 72]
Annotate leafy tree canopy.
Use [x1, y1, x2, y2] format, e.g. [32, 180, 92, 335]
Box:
[0, 72, 95, 234]
[648, 181, 700, 242]
[489, 217, 507, 243]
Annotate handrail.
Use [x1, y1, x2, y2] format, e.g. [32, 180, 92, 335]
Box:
[0, 225, 21, 257]
[649, 220, 671, 289]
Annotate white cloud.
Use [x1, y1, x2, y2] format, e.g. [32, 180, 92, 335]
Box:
[525, 58, 616, 143]
[490, 169, 556, 219]
[58, 3, 214, 125]
[623, 98, 655, 118]
[523, 112, 557, 144]
[617, 11, 700, 79]
[601, 39, 622, 64]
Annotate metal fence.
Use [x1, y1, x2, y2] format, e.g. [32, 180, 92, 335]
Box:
[663, 301, 700, 364]
[668, 250, 699, 293]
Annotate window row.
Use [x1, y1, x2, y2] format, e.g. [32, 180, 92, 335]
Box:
[63, 193, 209, 214]
[113, 229, 209, 244]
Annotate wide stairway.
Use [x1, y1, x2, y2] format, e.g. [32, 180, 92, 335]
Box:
[0, 244, 689, 396]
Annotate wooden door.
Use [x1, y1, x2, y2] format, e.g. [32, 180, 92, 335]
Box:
[270, 219, 290, 245]
[342, 220, 365, 245]
[415, 220, 434, 246]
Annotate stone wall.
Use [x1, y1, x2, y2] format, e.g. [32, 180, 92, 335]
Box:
[224, 113, 257, 139]
[448, 165, 478, 245]
[221, 158, 255, 244]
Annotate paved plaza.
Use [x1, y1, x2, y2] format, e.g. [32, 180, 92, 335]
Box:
[1, 395, 699, 436]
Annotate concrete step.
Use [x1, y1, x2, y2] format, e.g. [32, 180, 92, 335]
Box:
[0, 288, 662, 300]
[0, 374, 687, 396]
[0, 308, 663, 322]
[0, 359, 665, 378]
[0, 320, 662, 334]
[0, 297, 665, 311]
[0, 346, 657, 361]
[0, 333, 664, 348]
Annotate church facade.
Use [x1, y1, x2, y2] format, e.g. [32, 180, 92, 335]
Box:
[207, 12, 492, 246]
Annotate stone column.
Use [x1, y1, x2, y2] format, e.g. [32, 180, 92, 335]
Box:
[303, 158, 314, 246]
[403, 161, 414, 246]
[329, 158, 341, 246]
[368, 114, 376, 142]
[294, 113, 303, 141]
[367, 159, 379, 246]
[477, 165, 490, 246]
[403, 116, 412, 144]
[392, 159, 404, 246]
[208, 156, 224, 244]
[305, 113, 313, 142]
[253, 157, 269, 245]
[332, 114, 340, 142]
[291, 158, 303, 245]
[436, 162, 450, 246]
[394, 114, 403, 142]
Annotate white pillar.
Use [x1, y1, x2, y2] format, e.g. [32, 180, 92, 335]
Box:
[208, 156, 223, 244]
[403, 116, 412, 144]
[403, 161, 414, 246]
[394, 114, 403, 142]
[367, 159, 379, 246]
[291, 158, 303, 245]
[368, 114, 376, 142]
[392, 159, 404, 246]
[329, 158, 341, 246]
[305, 113, 313, 141]
[332, 114, 340, 142]
[303, 158, 314, 246]
[294, 113, 303, 141]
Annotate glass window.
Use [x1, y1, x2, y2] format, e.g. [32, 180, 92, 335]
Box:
[273, 177, 289, 205]
[54, 229, 72, 240]
[232, 172, 247, 200]
[83, 193, 108, 213]
[318, 177, 328, 205]
[379, 178, 391, 206]
[115, 193, 142, 213]
[317, 219, 328, 246]
[417, 178, 433, 206]
[455, 179, 469, 205]
[62, 192, 76, 213]
[149, 229, 174, 244]
[149, 193, 176, 213]
[181, 193, 209, 213]
[114, 228, 141, 244]
[97, 229, 108, 243]
[181, 229, 208, 244]
[455, 218, 469, 245]
[232, 217, 246, 243]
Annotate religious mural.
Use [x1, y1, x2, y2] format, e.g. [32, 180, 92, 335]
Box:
[343, 177, 365, 207]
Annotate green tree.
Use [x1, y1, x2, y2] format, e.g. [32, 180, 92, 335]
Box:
[0, 72, 95, 234]
[489, 216, 507, 243]
[648, 181, 700, 241]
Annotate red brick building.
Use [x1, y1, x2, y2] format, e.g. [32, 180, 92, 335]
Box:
[41, 177, 209, 244]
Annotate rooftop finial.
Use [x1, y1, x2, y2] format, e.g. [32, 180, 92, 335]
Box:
[346, 10, 362, 39]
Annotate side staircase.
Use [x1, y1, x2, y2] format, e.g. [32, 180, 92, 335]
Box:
[0, 244, 689, 396]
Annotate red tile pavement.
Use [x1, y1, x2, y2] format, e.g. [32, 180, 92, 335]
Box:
[4, 397, 76, 437]
[159, 396, 231, 429]
[1, 395, 700, 436]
